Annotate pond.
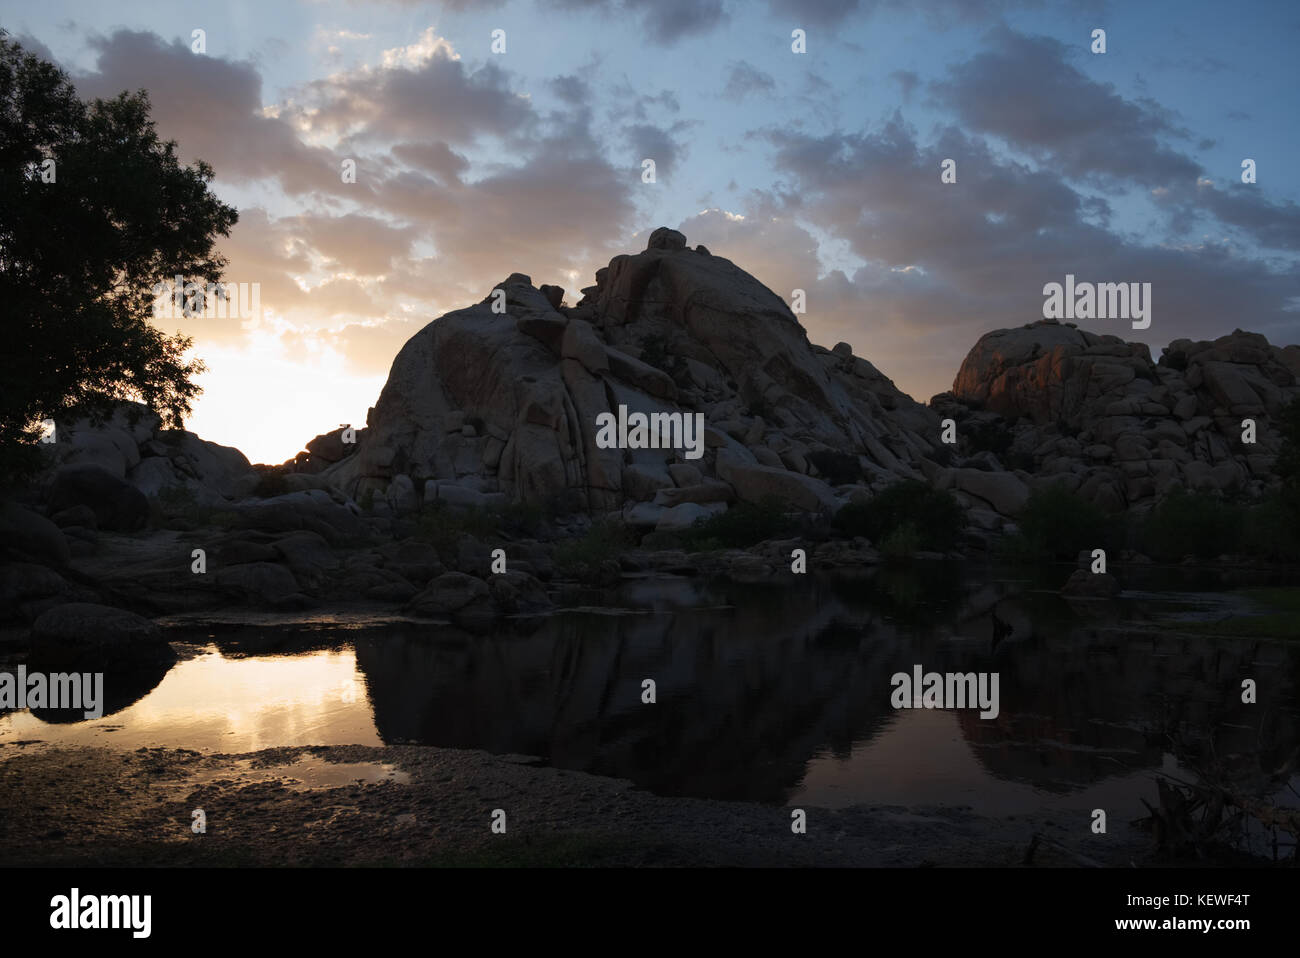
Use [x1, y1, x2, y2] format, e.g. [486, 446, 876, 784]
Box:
[3, 562, 1297, 849]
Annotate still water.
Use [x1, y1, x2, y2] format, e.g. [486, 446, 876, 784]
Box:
[3, 563, 1297, 831]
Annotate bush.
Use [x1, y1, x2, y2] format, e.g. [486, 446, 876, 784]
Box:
[1007, 483, 1119, 560]
[413, 498, 553, 553]
[150, 483, 213, 529]
[415, 499, 501, 555]
[678, 497, 795, 551]
[1240, 491, 1300, 562]
[1140, 487, 1243, 561]
[1275, 396, 1300, 485]
[879, 522, 922, 558]
[833, 480, 965, 552]
[554, 520, 632, 576]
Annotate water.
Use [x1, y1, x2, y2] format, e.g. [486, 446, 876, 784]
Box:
[3, 562, 1297, 837]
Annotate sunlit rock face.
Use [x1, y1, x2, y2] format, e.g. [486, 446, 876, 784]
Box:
[320, 229, 944, 517]
[938, 321, 1300, 512]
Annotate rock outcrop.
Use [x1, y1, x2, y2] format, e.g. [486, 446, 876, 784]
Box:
[38, 402, 260, 508]
[933, 321, 1299, 513]
[314, 229, 945, 522]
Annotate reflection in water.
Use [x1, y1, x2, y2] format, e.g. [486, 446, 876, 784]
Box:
[25, 652, 175, 724]
[2, 564, 1297, 822]
[2, 647, 378, 751]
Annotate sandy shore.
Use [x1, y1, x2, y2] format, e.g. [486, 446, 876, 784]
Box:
[0, 740, 1150, 867]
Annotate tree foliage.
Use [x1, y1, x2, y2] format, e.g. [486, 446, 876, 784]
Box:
[0, 32, 236, 471]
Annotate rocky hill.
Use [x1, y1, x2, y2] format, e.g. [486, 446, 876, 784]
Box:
[931, 321, 1300, 514]
[4, 228, 1297, 638]
[305, 227, 943, 532]
[10, 230, 1297, 542]
[289, 229, 1296, 532]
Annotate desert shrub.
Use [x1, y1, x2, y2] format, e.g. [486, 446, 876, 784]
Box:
[1008, 483, 1119, 560]
[833, 480, 965, 551]
[414, 499, 498, 555]
[554, 519, 632, 576]
[492, 500, 551, 537]
[1139, 487, 1243, 561]
[1023, 483, 1118, 556]
[1276, 396, 1300, 487]
[806, 449, 863, 486]
[149, 483, 212, 529]
[879, 522, 923, 558]
[413, 497, 557, 556]
[1240, 491, 1300, 562]
[678, 497, 795, 551]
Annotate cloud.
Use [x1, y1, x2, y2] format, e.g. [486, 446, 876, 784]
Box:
[929, 27, 1300, 252]
[931, 27, 1201, 189]
[758, 116, 1300, 399]
[627, 0, 726, 43]
[291, 29, 534, 146]
[724, 61, 776, 102]
[390, 141, 469, 185]
[72, 30, 353, 198]
[890, 69, 919, 102]
[766, 0, 1052, 27]
[292, 213, 419, 276]
[766, 0, 861, 26]
[625, 123, 685, 179]
[542, 0, 725, 45]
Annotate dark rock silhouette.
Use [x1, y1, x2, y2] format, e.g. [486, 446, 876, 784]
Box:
[932, 320, 1299, 512]
[317, 228, 943, 525]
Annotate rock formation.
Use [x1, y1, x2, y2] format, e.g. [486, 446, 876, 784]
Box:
[932, 320, 1299, 514]
[314, 227, 945, 529]
[4, 230, 1297, 631]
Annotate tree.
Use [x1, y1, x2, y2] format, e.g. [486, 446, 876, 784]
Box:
[0, 32, 236, 475]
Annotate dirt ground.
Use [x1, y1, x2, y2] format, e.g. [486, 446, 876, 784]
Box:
[0, 740, 1151, 867]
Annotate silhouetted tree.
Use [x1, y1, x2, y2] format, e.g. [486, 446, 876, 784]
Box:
[0, 32, 236, 475]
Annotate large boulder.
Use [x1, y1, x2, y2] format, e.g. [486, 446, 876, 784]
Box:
[29, 602, 171, 668]
[233, 490, 365, 544]
[715, 452, 839, 512]
[0, 562, 84, 621]
[406, 571, 496, 626]
[0, 500, 70, 565]
[213, 562, 306, 607]
[941, 468, 1031, 517]
[46, 464, 149, 532]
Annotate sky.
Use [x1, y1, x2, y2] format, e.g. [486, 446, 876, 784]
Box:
[2, 0, 1298, 463]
